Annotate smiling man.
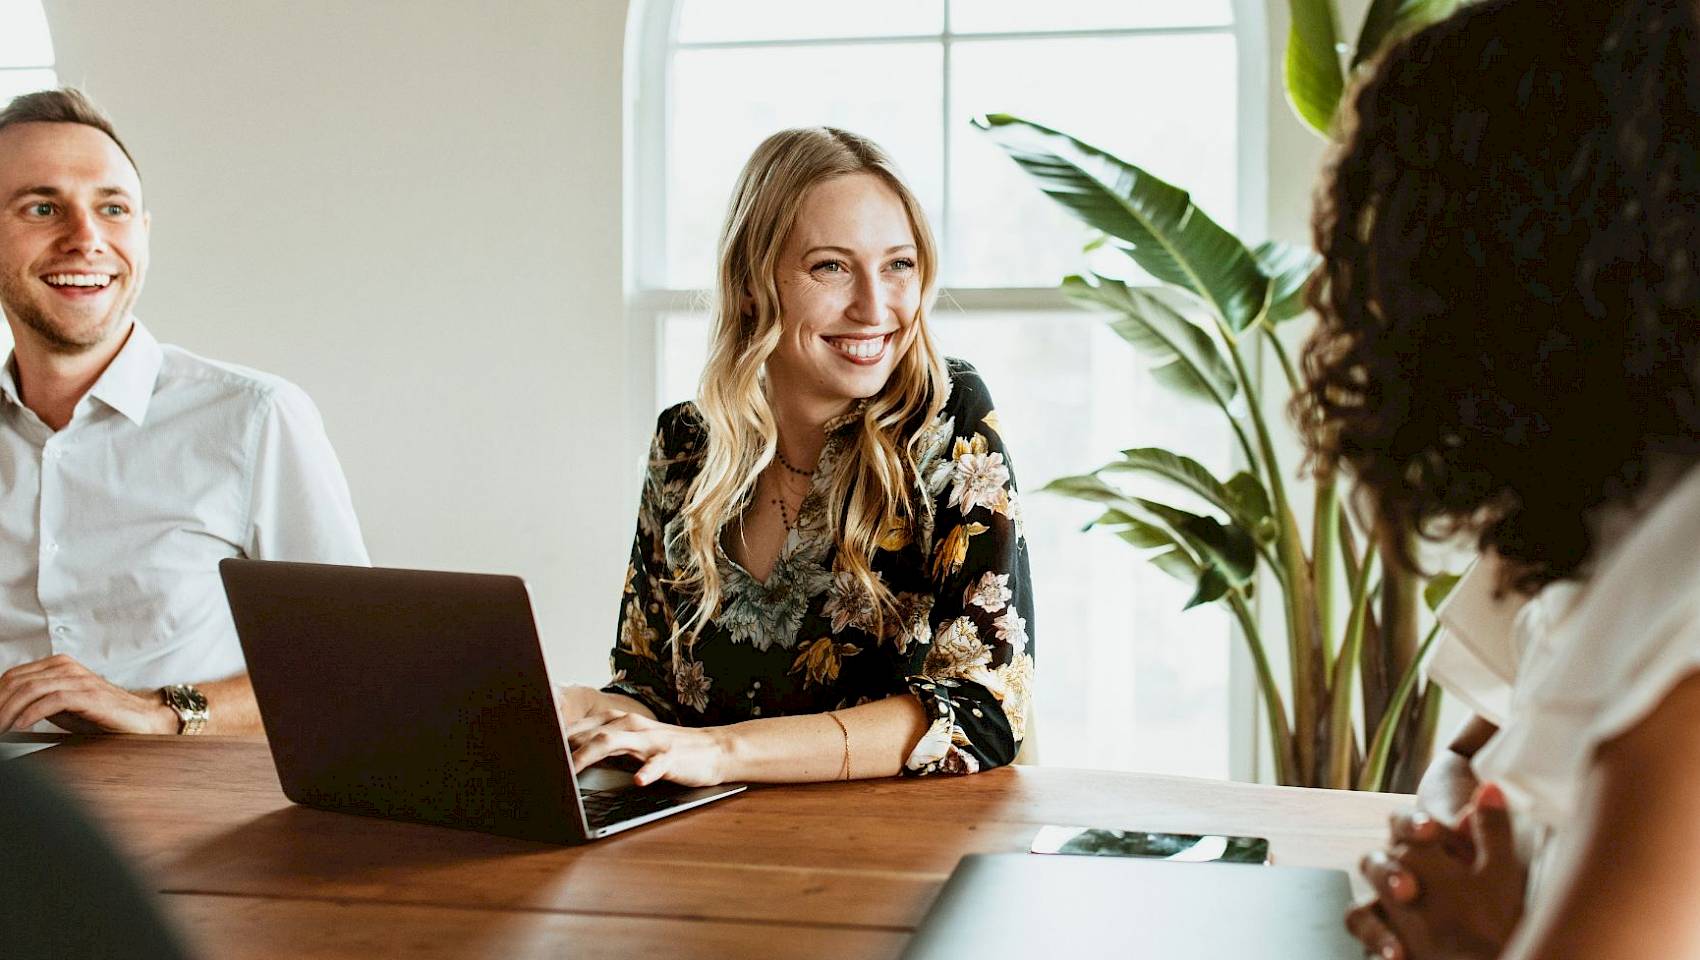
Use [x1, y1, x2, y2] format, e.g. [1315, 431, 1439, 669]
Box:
[0, 89, 368, 735]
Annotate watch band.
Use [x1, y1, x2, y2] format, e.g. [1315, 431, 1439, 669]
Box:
[160, 684, 209, 735]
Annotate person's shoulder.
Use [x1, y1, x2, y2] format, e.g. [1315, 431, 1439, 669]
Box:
[942, 356, 995, 416]
[653, 400, 708, 457]
[154, 344, 314, 414]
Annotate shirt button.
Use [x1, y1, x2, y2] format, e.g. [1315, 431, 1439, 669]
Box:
[53, 625, 69, 637]
[42, 541, 58, 554]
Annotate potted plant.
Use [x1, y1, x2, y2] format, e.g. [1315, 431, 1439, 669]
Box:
[974, 0, 1464, 790]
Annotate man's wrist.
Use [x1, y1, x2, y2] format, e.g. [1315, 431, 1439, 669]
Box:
[148, 700, 180, 735]
[159, 684, 210, 735]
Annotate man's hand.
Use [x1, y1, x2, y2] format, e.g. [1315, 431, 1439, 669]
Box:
[0, 655, 176, 734]
[565, 709, 732, 787]
[1346, 783, 1526, 960]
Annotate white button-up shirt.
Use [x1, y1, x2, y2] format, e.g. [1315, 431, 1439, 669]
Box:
[0, 320, 368, 690]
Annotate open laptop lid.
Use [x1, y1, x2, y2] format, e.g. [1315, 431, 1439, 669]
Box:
[903, 853, 1362, 959]
[220, 559, 588, 843]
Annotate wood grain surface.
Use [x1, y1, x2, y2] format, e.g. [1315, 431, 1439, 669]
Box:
[22, 735, 1408, 958]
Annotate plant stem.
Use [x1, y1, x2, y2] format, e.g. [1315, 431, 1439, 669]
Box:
[1227, 590, 1297, 785]
[1358, 620, 1442, 791]
[1326, 542, 1376, 788]
[1222, 325, 1325, 783]
[1263, 325, 1302, 394]
[1313, 479, 1339, 669]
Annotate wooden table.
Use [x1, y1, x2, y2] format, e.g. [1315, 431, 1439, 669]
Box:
[25, 736, 1407, 959]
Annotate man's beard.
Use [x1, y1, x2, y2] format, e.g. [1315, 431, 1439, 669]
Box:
[0, 273, 134, 355]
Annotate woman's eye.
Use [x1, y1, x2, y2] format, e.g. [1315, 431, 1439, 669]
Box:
[812, 260, 845, 274]
[889, 258, 916, 272]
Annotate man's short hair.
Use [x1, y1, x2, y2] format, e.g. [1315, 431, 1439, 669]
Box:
[0, 87, 139, 178]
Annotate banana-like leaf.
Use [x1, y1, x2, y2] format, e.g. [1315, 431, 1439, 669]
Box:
[1423, 571, 1462, 612]
[1147, 547, 1232, 610]
[1254, 241, 1320, 324]
[1085, 508, 1173, 549]
[1102, 447, 1234, 510]
[1353, 0, 1461, 69]
[1104, 520, 1234, 612]
[1044, 473, 1134, 507]
[1226, 471, 1276, 542]
[1136, 498, 1258, 586]
[1286, 0, 1346, 137]
[1063, 275, 1238, 409]
[975, 115, 1270, 331]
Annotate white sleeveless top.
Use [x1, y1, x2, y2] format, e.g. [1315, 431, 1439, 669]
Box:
[1429, 460, 1700, 952]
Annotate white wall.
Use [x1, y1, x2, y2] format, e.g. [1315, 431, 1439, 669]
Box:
[43, 0, 636, 685]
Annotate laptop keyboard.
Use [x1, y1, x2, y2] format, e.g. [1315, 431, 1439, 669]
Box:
[581, 785, 693, 827]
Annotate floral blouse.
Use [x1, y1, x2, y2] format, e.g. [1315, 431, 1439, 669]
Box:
[604, 359, 1035, 775]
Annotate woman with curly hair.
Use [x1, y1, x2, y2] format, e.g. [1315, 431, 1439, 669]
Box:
[1296, 0, 1700, 956]
[556, 128, 1034, 787]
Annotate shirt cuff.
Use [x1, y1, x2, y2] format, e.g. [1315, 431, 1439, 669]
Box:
[602, 682, 677, 723]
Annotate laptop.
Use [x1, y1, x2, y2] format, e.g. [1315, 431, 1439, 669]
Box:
[218, 559, 745, 844]
[902, 853, 1361, 959]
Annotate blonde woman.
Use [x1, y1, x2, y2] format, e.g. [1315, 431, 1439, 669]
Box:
[559, 127, 1034, 787]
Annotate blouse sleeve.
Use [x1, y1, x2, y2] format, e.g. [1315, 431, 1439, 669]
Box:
[602, 409, 687, 723]
[901, 363, 1036, 776]
[1426, 554, 1527, 727]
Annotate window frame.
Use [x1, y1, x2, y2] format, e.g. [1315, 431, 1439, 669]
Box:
[623, 0, 1271, 781]
[0, 1, 57, 95]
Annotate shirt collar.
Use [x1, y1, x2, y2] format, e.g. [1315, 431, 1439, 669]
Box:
[0, 351, 20, 408]
[86, 318, 163, 426]
[822, 400, 868, 435]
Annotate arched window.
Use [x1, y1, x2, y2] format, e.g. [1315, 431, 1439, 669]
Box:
[629, 0, 1267, 779]
[0, 2, 57, 101]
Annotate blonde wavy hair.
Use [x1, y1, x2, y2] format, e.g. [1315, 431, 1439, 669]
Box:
[673, 127, 950, 646]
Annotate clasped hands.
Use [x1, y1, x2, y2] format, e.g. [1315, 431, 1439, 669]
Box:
[0, 654, 177, 734]
[1347, 783, 1526, 960]
[557, 684, 732, 788]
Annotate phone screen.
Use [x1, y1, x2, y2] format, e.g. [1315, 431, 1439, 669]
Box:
[1028, 825, 1270, 864]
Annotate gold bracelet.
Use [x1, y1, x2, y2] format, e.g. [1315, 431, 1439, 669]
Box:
[826, 711, 851, 781]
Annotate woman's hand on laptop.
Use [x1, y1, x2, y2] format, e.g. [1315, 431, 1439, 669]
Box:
[566, 709, 730, 788]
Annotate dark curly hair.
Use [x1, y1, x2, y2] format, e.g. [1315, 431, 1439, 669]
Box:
[1295, 0, 1700, 593]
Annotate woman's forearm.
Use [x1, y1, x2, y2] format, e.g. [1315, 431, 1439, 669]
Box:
[717, 693, 929, 783]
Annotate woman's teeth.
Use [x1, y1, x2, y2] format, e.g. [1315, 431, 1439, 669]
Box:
[826, 335, 887, 360]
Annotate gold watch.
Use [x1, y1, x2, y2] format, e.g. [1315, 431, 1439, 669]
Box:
[160, 684, 209, 735]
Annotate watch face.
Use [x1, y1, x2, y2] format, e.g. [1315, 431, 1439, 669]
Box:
[167, 685, 208, 713]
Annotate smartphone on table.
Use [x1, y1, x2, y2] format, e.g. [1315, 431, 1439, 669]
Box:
[1029, 825, 1271, 864]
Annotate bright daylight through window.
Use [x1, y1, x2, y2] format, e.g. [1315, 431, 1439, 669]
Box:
[0, 2, 56, 103]
[634, 0, 1257, 778]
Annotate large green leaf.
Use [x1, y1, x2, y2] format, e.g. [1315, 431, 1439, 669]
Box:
[974, 114, 1270, 331]
[1286, 0, 1346, 136]
[1254, 241, 1320, 324]
[1147, 545, 1233, 611]
[1084, 508, 1172, 548]
[1084, 505, 1235, 611]
[1062, 275, 1238, 409]
[1043, 473, 1134, 507]
[1226, 471, 1278, 544]
[1100, 447, 1263, 531]
[1135, 498, 1258, 586]
[1353, 0, 1461, 69]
